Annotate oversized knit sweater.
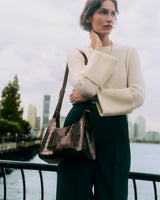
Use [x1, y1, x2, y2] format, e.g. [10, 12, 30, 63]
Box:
[68, 43, 145, 116]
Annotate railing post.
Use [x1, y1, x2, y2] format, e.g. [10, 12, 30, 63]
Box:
[153, 181, 157, 200]
[20, 169, 26, 200]
[39, 170, 44, 200]
[132, 179, 137, 200]
[1, 168, 7, 200]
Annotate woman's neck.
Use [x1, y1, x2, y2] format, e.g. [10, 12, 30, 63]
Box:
[99, 35, 112, 46]
[89, 34, 112, 49]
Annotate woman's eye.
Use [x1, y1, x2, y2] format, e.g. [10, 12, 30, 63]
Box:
[111, 12, 116, 17]
[100, 10, 106, 15]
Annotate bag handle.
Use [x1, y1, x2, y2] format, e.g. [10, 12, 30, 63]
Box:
[52, 50, 88, 126]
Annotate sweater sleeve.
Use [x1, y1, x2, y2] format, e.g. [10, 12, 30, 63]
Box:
[68, 49, 117, 98]
[96, 47, 145, 116]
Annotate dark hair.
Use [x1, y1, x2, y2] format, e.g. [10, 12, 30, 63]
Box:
[80, 0, 119, 32]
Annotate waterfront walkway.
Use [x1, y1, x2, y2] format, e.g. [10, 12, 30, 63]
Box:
[0, 140, 41, 152]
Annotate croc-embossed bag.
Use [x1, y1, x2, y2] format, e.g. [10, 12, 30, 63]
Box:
[38, 50, 96, 164]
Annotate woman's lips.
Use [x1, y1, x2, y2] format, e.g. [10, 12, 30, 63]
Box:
[103, 25, 112, 29]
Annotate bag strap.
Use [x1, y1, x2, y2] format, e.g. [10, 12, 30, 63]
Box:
[52, 49, 88, 126]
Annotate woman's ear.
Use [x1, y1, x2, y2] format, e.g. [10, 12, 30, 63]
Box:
[86, 16, 92, 23]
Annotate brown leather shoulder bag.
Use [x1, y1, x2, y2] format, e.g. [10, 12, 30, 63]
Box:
[38, 50, 96, 164]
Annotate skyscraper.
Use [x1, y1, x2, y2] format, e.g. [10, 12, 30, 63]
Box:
[36, 116, 41, 132]
[27, 104, 37, 129]
[42, 95, 51, 132]
[128, 121, 134, 139]
[133, 123, 139, 139]
[134, 116, 146, 140]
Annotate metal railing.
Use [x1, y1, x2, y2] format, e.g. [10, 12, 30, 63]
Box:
[0, 160, 160, 200]
[0, 160, 58, 200]
[129, 172, 160, 200]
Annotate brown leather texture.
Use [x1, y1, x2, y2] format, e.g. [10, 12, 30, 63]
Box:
[39, 109, 95, 164]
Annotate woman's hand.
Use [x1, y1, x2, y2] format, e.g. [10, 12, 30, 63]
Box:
[69, 89, 89, 104]
[89, 30, 102, 50]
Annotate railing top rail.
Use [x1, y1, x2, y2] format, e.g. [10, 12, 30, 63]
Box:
[1, 160, 160, 182]
[0, 160, 58, 172]
[129, 172, 160, 182]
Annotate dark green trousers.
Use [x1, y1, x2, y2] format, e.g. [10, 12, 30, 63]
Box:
[56, 103, 131, 200]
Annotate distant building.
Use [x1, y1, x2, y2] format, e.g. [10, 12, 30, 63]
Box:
[27, 104, 37, 129]
[133, 123, 139, 139]
[136, 116, 146, 140]
[42, 95, 51, 132]
[128, 121, 134, 139]
[36, 116, 41, 132]
[145, 131, 160, 142]
[133, 116, 146, 140]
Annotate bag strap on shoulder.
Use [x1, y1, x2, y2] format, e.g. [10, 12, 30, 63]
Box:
[52, 49, 88, 126]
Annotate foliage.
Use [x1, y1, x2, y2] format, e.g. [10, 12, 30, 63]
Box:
[19, 119, 31, 135]
[0, 75, 23, 121]
[0, 75, 31, 137]
[0, 119, 21, 136]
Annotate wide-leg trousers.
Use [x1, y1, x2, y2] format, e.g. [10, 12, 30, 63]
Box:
[56, 103, 131, 200]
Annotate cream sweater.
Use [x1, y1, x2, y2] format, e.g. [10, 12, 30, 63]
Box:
[68, 43, 145, 116]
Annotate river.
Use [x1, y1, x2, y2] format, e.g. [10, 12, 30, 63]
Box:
[0, 143, 160, 200]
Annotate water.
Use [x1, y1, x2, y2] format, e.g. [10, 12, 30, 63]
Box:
[0, 143, 160, 200]
[128, 143, 160, 200]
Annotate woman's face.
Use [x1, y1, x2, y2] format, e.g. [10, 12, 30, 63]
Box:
[88, 0, 116, 36]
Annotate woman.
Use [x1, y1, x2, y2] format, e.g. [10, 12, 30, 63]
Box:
[56, 0, 145, 199]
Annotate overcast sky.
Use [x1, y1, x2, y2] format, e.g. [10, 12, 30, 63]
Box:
[0, 0, 160, 131]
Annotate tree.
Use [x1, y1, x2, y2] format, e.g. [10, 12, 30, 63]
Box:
[19, 119, 31, 135]
[0, 75, 31, 137]
[0, 75, 23, 121]
[0, 119, 21, 136]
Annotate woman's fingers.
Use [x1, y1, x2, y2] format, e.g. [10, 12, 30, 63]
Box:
[69, 93, 76, 104]
[89, 30, 102, 50]
[70, 93, 79, 104]
[70, 90, 89, 104]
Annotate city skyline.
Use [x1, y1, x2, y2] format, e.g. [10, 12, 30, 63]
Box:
[128, 115, 160, 142]
[0, 0, 160, 132]
[26, 94, 160, 133]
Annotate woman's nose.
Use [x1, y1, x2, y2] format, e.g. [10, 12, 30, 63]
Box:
[105, 14, 112, 22]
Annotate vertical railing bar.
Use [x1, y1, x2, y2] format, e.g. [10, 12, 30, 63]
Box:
[153, 181, 157, 200]
[39, 170, 44, 200]
[132, 179, 138, 200]
[20, 169, 26, 200]
[1, 168, 7, 200]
